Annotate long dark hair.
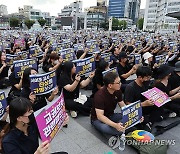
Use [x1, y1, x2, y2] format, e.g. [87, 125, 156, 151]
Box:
[0, 51, 5, 64]
[22, 67, 37, 88]
[9, 97, 32, 128]
[62, 61, 75, 79]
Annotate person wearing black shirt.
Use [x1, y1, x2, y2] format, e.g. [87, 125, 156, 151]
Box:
[20, 68, 58, 112]
[110, 46, 120, 68]
[58, 61, 95, 118]
[0, 51, 10, 89]
[2, 97, 69, 154]
[155, 64, 180, 116]
[91, 60, 109, 97]
[124, 66, 163, 131]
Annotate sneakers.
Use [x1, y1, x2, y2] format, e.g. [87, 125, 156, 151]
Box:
[108, 136, 120, 149]
[70, 111, 77, 118]
[169, 112, 177, 118]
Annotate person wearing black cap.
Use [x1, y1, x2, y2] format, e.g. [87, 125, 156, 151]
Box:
[154, 64, 180, 117]
[117, 52, 137, 85]
[168, 61, 180, 91]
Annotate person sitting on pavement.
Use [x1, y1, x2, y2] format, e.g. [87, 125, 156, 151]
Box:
[58, 61, 95, 118]
[124, 66, 164, 131]
[91, 72, 126, 137]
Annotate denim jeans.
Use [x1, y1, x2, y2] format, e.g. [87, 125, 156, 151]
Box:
[91, 113, 123, 136]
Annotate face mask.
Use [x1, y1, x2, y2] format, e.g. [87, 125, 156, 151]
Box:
[28, 113, 36, 125]
[143, 81, 150, 87]
[54, 60, 59, 65]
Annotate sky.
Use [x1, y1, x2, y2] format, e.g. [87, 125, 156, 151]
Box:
[0, 0, 147, 16]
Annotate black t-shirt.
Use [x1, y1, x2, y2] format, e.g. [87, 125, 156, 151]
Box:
[117, 63, 131, 84]
[126, 45, 134, 53]
[91, 86, 122, 121]
[92, 70, 104, 96]
[20, 87, 49, 111]
[0, 63, 9, 78]
[168, 72, 180, 90]
[58, 74, 80, 100]
[9, 71, 21, 93]
[124, 81, 147, 103]
[154, 82, 170, 96]
[2, 125, 39, 154]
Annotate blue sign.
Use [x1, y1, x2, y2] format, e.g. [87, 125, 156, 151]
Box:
[59, 48, 77, 62]
[74, 56, 95, 76]
[0, 92, 7, 120]
[13, 59, 37, 78]
[30, 70, 57, 95]
[102, 67, 118, 77]
[122, 100, 142, 129]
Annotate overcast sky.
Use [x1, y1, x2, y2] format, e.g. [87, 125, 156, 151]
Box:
[1, 0, 146, 16]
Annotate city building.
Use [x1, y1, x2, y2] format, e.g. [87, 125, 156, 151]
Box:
[58, 1, 82, 17]
[143, 0, 180, 32]
[139, 9, 145, 18]
[0, 4, 8, 16]
[108, 0, 140, 24]
[0, 15, 9, 29]
[97, 0, 107, 6]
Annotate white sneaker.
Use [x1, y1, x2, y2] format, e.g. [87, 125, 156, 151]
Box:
[108, 136, 120, 149]
[169, 112, 176, 118]
[70, 111, 77, 118]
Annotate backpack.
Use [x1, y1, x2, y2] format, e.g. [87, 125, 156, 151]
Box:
[126, 132, 168, 154]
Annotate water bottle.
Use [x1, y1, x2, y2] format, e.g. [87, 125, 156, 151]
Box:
[119, 133, 126, 151]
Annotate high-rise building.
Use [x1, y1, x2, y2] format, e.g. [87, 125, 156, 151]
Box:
[97, 0, 107, 6]
[58, 1, 82, 17]
[108, 0, 140, 24]
[143, 0, 180, 32]
[0, 4, 8, 15]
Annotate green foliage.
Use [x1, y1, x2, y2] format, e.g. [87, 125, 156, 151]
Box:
[10, 17, 20, 28]
[137, 18, 144, 30]
[38, 18, 46, 27]
[112, 18, 127, 31]
[100, 21, 109, 30]
[24, 19, 35, 29]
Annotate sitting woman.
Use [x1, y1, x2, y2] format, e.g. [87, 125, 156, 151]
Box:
[21, 67, 58, 112]
[58, 61, 95, 118]
[2, 97, 69, 154]
[0, 51, 10, 89]
[154, 64, 180, 118]
[91, 60, 109, 98]
[7, 67, 23, 104]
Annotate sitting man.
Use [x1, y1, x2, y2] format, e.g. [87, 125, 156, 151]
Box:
[91, 72, 126, 147]
[124, 66, 163, 131]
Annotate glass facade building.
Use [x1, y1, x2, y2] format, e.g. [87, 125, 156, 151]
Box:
[108, 0, 126, 18]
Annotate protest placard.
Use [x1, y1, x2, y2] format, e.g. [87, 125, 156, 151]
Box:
[13, 59, 37, 78]
[122, 100, 142, 129]
[141, 87, 171, 107]
[155, 55, 167, 67]
[29, 45, 43, 58]
[6, 54, 18, 66]
[30, 70, 56, 95]
[0, 92, 7, 120]
[59, 48, 77, 62]
[74, 56, 95, 76]
[102, 67, 118, 76]
[14, 39, 25, 47]
[34, 91, 67, 142]
[134, 54, 142, 64]
[101, 53, 112, 63]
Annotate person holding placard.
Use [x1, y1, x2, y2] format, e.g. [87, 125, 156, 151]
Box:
[21, 68, 58, 112]
[91, 72, 126, 136]
[2, 97, 68, 154]
[58, 61, 95, 118]
[124, 66, 165, 131]
[154, 64, 180, 116]
[0, 51, 10, 89]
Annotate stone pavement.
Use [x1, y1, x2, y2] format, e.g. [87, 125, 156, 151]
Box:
[1, 86, 180, 154]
